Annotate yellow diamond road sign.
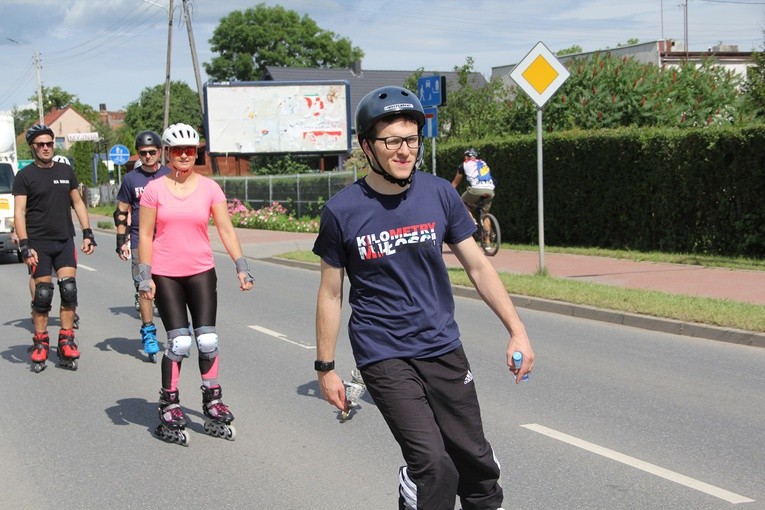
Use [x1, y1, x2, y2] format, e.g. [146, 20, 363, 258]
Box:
[510, 41, 570, 108]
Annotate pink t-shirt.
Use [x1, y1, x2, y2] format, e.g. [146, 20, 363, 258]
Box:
[140, 175, 226, 277]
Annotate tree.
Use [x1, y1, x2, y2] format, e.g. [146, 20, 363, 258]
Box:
[204, 3, 364, 81]
[28, 85, 99, 123]
[557, 45, 583, 56]
[743, 32, 765, 118]
[122, 81, 203, 138]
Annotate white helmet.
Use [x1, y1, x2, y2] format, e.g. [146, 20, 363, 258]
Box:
[162, 123, 200, 147]
[52, 155, 71, 165]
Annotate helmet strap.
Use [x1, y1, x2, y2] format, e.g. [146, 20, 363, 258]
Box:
[363, 139, 414, 188]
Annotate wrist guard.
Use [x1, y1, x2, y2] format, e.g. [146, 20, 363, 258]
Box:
[235, 257, 254, 283]
[82, 228, 98, 247]
[116, 233, 128, 255]
[19, 239, 33, 259]
[134, 263, 152, 292]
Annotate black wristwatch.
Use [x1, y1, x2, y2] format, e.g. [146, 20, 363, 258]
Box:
[314, 360, 335, 372]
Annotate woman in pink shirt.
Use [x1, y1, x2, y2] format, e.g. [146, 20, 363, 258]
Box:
[137, 123, 254, 446]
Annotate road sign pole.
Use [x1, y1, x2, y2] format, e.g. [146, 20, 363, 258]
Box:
[431, 137, 436, 175]
[536, 107, 545, 272]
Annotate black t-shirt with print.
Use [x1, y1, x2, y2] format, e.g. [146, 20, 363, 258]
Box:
[12, 162, 79, 240]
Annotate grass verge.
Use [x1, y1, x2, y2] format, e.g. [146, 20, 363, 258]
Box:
[276, 250, 765, 333]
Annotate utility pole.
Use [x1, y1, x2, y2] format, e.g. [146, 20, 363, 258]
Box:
[682, 0, 689, 61]
[163, 0, 174, 132]
[182, 0, 205, 116]
[34, 50, 44, 124]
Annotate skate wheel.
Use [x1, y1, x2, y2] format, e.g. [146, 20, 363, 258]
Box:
[225, 425, 236, 441]
[148, 353, 157, 363]
[32, 363, 46, 373]
[71, 360, 78, 370]
[178, 431, 190, 446]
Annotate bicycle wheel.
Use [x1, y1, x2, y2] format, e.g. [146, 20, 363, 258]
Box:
[481, 213, 501, 256]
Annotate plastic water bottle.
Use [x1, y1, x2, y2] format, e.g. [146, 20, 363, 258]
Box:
[512, 351, 530, 382]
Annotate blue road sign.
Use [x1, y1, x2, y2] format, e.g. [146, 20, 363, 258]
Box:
[423, 107, 438, 138]
[418, 76, 446, 107]
[109, 144, 130, 165]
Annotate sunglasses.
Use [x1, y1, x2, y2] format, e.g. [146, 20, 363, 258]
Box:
[139, 149, 158, 157]
[34, 141, 55, 148]
[170, 146, 197, 158]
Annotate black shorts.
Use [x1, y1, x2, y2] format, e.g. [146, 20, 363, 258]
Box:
[29, 238, 77, 278]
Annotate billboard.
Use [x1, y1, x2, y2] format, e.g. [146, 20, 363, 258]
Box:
[204, 81, 351, 155]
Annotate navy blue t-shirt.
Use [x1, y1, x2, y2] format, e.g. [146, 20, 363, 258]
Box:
[313, 171, 476, 368]
[116, 164, 170, 248]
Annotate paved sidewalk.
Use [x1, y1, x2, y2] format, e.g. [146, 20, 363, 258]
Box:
[213, 227, 764, 347]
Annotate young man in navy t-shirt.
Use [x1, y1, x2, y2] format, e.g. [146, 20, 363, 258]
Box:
[313, 86, 534, 510]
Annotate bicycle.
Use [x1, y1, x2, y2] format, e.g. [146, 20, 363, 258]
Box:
[466, 194, 501, 256]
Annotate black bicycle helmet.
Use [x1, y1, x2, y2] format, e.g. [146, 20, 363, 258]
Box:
[355, 86, 426, 141]
[355, 86, 426, 187]
[25, 124, 54, 145]
[464, 148, 478, 158]
[135, 130, 162, 149]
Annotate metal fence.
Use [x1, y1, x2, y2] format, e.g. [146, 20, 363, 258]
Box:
[212, 169, 358, 217]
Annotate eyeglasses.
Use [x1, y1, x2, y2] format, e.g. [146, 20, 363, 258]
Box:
[34, 141, 55, 148]
[373, 135, 421, 150]
[169, 146, 197, 158]
[139, 149, 158, 157]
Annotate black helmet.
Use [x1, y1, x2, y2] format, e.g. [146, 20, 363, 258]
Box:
[26, 124, 54, 145]
[135, 130, 162, 149]
[464, 148, 478, 158]
[355, 86, 425, 142]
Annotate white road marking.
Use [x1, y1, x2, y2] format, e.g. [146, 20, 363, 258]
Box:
[78, 264, 96, 271]
[248, 325, 315, 350]
[521, 423, 754, 505]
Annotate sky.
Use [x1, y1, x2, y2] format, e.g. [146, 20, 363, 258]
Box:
[0, 0, 763, 114]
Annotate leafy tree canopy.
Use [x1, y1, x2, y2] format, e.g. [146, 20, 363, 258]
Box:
[204, 3, 364, 81]
[122, 81, 203, 139]
[557, 45, 583, 56]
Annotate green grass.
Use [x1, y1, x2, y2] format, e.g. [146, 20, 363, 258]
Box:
[276, 250, 765, 333]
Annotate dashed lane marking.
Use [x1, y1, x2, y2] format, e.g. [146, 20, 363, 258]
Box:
[521, 423, 754, 504]
[248, 325, 315, 350]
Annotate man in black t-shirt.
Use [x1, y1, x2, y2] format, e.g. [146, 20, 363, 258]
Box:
[12, 124, 97, 371]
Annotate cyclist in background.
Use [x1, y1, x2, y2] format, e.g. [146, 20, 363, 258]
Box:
[451, 148, 495, 242]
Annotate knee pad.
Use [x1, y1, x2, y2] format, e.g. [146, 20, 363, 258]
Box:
[166, 328, 193, 361]
[31, 282, 55, 313]
[195, 326, 218, 359]
[58, 277, 77, 309]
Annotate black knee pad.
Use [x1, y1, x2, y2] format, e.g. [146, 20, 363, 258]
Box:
[32, 282, 55, 313]
[59, 277, 78, 309]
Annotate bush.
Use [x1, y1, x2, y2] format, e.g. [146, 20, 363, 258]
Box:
[228, 199, 319, 233]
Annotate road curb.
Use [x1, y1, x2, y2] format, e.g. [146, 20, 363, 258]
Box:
[263, 256, 765, 349]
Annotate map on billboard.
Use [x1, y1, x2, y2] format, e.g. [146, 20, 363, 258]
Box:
[204, 81, 351, 155]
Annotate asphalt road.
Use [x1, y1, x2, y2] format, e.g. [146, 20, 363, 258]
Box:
[0, 248, 762, 510]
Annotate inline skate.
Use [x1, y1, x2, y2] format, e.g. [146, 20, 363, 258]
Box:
[340, 368, 366, 422]
[155, 388, 190, 446]
[29, 332, 50, 373]
[140, 322, 160, 363]
[201, 385, 236, 440]
[57, 329, 79, 370]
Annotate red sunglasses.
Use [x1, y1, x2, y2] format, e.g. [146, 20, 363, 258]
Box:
[170, 146, 197, 158]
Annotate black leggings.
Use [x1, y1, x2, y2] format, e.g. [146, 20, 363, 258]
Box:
[153, 268, 217, 332]
[153, 269, 218, 390]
